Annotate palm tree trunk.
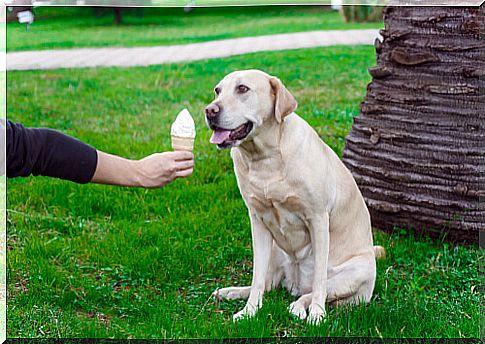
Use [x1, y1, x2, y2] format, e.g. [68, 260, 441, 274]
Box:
[342, 5, 484, 243]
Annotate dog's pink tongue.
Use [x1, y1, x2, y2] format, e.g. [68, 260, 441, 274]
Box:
[210, 130, 231, 144]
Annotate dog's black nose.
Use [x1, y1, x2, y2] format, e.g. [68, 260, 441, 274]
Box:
[205, 103, 220, 120]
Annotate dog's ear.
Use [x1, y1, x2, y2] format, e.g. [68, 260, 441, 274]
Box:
[269, 77, 297, 124]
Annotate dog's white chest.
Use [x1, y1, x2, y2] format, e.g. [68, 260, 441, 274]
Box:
[260, 201, 302, 230]
[242, 159, 312, 258]
[249, 186, 311, 258]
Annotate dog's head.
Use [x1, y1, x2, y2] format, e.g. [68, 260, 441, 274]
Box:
[205, 69, 297, 149]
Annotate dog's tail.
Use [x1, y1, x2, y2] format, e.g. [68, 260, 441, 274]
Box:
[374, 245, 386, 260]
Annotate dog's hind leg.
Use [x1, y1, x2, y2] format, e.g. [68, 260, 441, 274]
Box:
[288, 254, 376, 320]
[326, 254, 376, 305]
[213, 286, 251, 300]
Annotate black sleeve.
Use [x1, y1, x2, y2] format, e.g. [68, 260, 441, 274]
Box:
[6, 120, 98, 184]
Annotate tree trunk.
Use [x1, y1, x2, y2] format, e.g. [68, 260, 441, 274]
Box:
[342, 6, 484, 244]
[340, 4, 384, 23]
[113, 7, 122, 25]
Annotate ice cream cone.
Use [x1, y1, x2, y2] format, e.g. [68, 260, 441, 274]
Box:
[171, 108, 196, 151]
[171, 135, 195, 151]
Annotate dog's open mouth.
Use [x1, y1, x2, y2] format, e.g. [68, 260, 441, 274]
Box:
[210, 122, 254, 148]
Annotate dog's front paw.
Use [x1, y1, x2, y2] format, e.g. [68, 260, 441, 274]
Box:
[233, 304, 257, 322]
[307, 304, 326, 325]
[288, 301, 307, 320]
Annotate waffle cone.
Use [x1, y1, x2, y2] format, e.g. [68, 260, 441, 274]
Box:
[171, 135, 194, 151]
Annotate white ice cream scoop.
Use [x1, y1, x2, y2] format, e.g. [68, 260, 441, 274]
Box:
[171, 109, 196, 151]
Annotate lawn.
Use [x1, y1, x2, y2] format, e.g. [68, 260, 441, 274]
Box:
[6, 46, 479, 338]
[7, 6, 382, 52]
[152, 0, 331, 5]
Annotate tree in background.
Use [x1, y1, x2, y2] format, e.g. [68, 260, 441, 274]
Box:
[113, 7, 122, 24]
[342, 6, 484, 243]
[89, 1, 150, 25]
[340, 2, 383, 23]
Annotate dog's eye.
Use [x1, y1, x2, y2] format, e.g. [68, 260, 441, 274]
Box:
[214, 87, 221, 95]
[237, 85, 249, 94]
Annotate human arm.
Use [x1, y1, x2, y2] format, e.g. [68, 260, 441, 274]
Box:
[91, 150, 194, 188]
[6, 120, 98, 183]
[6, 120, 194, 187]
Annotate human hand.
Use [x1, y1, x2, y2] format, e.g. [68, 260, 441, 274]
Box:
[133, 151, 194, 188]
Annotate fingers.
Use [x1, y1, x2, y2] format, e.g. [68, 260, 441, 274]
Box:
[170, 150, 194, 161]
[170, 152, 194, 179]
[175, 168, 193, 178]
[174, 159, 194, 171]
[171, 157, 194, 179]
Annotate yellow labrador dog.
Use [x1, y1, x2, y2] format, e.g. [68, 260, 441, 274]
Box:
[205, 70, 383, 324]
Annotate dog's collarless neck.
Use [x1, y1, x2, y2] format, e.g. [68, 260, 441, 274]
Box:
[237, 122, 284, 162]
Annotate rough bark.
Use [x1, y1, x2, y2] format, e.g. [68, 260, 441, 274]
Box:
[342, 6, 484, 244]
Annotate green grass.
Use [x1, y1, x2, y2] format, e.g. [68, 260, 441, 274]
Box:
[6, 46, 479, 338]
[153, 0, 332, 5]
[0, 177, 5, 343]
[7, 6, 382, 52]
